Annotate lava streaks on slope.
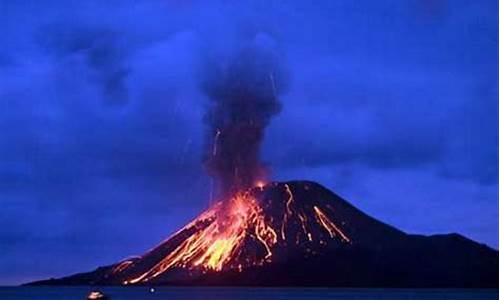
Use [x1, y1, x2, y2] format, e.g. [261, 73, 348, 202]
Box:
[28, 180, 498, 287]
[109, 181, 352, 285]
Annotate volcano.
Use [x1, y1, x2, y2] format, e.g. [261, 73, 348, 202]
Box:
[29, 181, 498, 287]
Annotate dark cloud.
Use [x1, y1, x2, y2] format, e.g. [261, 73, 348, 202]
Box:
[263, 1, 498, 184]
[201, 34, 288, 196]
[0, 0, 497, 284]
[37, 25, 130, 105]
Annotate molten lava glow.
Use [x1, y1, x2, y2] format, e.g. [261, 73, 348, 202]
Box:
[121, 185, 351, 285]
[111, 260, 134, 274]
[255, 180, 266, 190]
[281, 184, 294, 240]
[313, 206, 350, 242]
[125, 192, 277, 284]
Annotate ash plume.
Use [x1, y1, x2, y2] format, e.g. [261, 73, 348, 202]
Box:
[202, 39, 288, 198]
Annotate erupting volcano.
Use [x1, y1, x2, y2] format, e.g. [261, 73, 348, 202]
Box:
[28, 41, 498, 288]
[112, 181, 354, 285]
[30, 180, 497, 287]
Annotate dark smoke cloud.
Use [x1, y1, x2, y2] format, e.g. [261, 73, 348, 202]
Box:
[202, 36, 288, 198]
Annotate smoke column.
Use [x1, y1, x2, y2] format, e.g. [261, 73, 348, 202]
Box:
[202, 39, 287, 199]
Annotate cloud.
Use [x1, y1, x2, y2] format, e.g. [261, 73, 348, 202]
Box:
[38, 25, 130, 105]
[264, 13, 498, 184]
[0, 0, 497, 284]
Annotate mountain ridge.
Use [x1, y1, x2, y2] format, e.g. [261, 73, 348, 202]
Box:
[27, 180, 498, 288]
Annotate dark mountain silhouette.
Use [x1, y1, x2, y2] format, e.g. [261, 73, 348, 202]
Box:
[28, 181, 498, 287]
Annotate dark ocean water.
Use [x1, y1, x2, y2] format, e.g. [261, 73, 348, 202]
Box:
[0, 287, 497, 300]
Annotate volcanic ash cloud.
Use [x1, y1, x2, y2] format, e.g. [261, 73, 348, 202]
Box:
[201, 38, 288, 199]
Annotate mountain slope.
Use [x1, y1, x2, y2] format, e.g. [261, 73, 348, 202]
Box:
[28, 181, 498, 287]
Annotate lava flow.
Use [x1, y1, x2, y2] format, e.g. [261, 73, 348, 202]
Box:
[114, 181, 351, 285]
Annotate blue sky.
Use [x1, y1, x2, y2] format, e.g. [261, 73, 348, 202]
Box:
[0, 0, 498, 285]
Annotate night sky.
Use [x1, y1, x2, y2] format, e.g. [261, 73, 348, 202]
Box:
[1, 0, 498, 285]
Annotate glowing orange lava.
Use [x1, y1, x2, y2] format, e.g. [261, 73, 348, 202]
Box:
[314, 206, 350, 242]
[121, 184, 351, 285]
[124, 192, 276, 284]
[255, 180, 266, 190]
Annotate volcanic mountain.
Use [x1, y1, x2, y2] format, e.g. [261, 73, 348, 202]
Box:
[29, 181, 498, 287]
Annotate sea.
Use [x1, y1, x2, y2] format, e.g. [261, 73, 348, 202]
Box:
[0, 287, 497, 300]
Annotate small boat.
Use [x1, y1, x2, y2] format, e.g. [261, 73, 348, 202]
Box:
[87, 291, 108, 300]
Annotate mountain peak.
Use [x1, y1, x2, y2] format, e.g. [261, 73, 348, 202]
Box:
[27, 180, 498, 288]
